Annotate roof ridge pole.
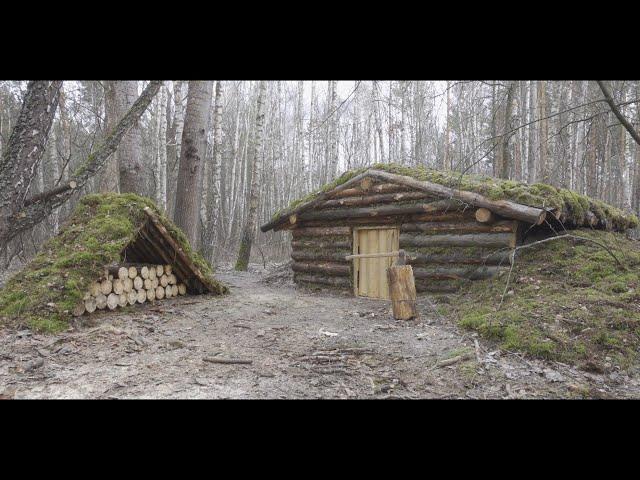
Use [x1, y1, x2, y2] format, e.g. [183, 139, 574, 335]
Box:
[365, 169, 546, 225]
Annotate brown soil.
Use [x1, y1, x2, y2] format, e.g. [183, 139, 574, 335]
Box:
[1, 263, 638, 399]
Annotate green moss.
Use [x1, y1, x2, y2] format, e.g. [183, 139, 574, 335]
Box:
[270, 163, 638, 231]
[452, 230, 640, 371]
[0, 193, 227, 333]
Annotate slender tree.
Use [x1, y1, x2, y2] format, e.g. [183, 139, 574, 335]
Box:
[235, 81, 266, 271]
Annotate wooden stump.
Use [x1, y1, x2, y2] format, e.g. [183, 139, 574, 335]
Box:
[160, 274, 169, 287]
[155, 265, 164, 277]
[141, 266, 149, 279]
[133, 276, 144, 290]
[178, 283, 187, 295]
[387, 265, 418, 320]
[123, 278, 133, 293]
[164, 264, 172, 275]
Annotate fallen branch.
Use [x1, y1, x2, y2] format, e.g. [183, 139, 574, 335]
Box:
[435, 352, 474, 368]
[203, 357, 253, 365]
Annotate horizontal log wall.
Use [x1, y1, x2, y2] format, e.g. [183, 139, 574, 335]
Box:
[399, 218, 516, 291]
[288, 179, 520, 294]
[290, 226, 352, 292]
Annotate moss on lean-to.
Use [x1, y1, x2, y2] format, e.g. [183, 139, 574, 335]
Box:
[440, 230, 640, 372]
[271, 163, 638, 231]
[0, 193, 227, 333]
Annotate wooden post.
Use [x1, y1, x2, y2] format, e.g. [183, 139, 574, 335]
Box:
[387, 260, 418, 320]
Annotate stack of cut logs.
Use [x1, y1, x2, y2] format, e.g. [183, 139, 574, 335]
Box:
[74, 264, 187, 316]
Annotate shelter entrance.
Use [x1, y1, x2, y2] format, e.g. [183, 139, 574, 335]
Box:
[353, 227, 399, 300]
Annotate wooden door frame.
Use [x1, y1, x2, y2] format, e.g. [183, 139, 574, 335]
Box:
[352, 225, 400, 298]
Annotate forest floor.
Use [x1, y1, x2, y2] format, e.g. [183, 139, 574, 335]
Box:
[1, 262, 640, 399]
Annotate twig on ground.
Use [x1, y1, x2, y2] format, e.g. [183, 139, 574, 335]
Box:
[203, 357, 253, 365]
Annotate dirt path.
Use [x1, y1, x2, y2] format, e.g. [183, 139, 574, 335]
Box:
[1, 264, 638, 399]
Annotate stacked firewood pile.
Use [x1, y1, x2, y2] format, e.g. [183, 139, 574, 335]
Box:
[74, 264, 187, 316]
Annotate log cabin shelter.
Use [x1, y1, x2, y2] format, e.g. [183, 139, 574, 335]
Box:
[261, 164, 638, 300]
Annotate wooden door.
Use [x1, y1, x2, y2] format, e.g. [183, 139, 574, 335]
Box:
[353, 227, 399, 299]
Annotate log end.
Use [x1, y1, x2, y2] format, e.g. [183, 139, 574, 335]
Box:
[475, 208, 495, 224]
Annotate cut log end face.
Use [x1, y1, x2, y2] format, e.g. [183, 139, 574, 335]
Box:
[136, 289, 146, 304]
[475, 208, 494, 224]
[95, 294, 107, 310]
[82, 262, 192, 315]
[100, 280, 113, 295]
[127, 291, 137, 305]
[118, 294, 128, 308]
[118, 267, 129, 280]
[107, 293, 119, 310]
[113, 279, 124, 295]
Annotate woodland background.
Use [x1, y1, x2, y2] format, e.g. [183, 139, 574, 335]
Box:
[0, 80, 638, 271]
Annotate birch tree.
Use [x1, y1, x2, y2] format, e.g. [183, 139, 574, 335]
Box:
[235, 80, 266, 271]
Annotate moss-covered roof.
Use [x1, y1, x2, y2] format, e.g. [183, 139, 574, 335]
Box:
[270, 163, 638, 231]
[0, 193, 227, 332]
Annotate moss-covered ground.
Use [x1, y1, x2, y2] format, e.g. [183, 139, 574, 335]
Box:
[435, 230, 640, 373]
[0, 193, 226, 333]
[271, 163, 638, 231]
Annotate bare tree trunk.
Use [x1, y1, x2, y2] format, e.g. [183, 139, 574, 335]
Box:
[118, 81, 145, 195]
[0, 80, 62, 238]
[235, 80, 266, 271]
[497, 81, 515, 179]
[167, 80, 185, 218]
[155, 82, 168, 210]
[100, 81, 119, 192]
[444, 81, 451, 170]
[538, 80, 549, 182]
[174, 81, 214, 248]
[202, 80, 223, 263]
[528, 80, 537, 182]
